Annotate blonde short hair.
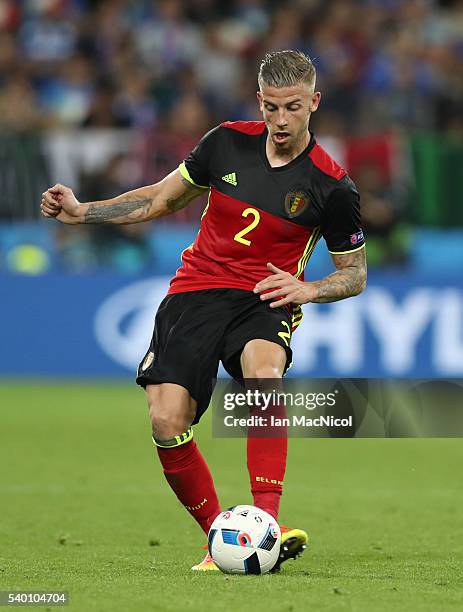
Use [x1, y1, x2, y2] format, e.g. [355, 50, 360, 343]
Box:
[258, 50, 316, 91]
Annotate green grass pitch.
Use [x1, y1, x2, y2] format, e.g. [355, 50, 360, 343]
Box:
[1, 382, 462, 611]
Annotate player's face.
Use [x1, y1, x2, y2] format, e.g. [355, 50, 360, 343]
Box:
[257, 83, 320, 153]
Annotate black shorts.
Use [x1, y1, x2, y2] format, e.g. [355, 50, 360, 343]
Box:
[136, 288, 293, 423]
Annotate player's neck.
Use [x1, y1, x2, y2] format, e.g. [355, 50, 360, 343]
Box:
[265, 131, 310, 168]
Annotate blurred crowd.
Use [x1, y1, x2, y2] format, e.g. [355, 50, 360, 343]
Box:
[1, 0, 462, 134]
[0, 0, 462, 272]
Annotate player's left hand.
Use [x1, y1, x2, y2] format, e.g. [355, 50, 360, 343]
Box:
[254, 262, 316, 308]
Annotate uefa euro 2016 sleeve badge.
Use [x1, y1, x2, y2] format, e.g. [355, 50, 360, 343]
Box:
[284, 190, 309, 218]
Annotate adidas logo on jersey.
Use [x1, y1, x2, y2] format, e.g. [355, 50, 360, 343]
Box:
[222, 172, 237, 186]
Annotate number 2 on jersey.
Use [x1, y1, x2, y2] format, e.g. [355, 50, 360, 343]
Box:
[233, 207, 261, 246]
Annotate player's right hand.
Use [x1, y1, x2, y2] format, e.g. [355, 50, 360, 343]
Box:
[41, 184, 81, 224]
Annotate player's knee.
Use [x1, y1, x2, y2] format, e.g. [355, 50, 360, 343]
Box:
[241, 340, 286, 379]
[150, 411, 189, 440]
[148, 401, 189, 437]
[246, 365, 283, 379]
[146, 385, 195, 439]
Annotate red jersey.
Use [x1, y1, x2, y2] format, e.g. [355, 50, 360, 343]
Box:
[168, 121, 365, 328]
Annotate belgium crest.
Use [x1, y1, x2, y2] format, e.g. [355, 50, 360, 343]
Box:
[284, 190, 309, 218]
[142, 351, 155, 371]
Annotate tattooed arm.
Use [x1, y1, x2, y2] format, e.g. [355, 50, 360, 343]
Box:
[306, 248, 367, 303]
[254, 248, 367, 307]
[40, 168, 206, 225]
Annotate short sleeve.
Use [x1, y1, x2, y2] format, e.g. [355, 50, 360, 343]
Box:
[179, 126, 221, 189]
[321, 178, 365, 254]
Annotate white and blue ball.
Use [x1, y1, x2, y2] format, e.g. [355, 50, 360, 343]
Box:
[208, 505, 281, 574]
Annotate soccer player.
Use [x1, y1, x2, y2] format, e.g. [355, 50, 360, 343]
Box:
[41, 50, 366, 572]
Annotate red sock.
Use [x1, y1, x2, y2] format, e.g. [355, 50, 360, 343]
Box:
[247, 404, 288, 520]
[157, 439, 221, 534]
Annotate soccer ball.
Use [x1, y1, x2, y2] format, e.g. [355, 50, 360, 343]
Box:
[208, 505, 281, 574]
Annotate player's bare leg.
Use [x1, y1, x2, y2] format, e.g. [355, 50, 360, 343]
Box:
[240, 338, 287, 380]
[147, 383, 196, 440]
[241, 339, 308, 570]
[146, 383, 221, 541]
